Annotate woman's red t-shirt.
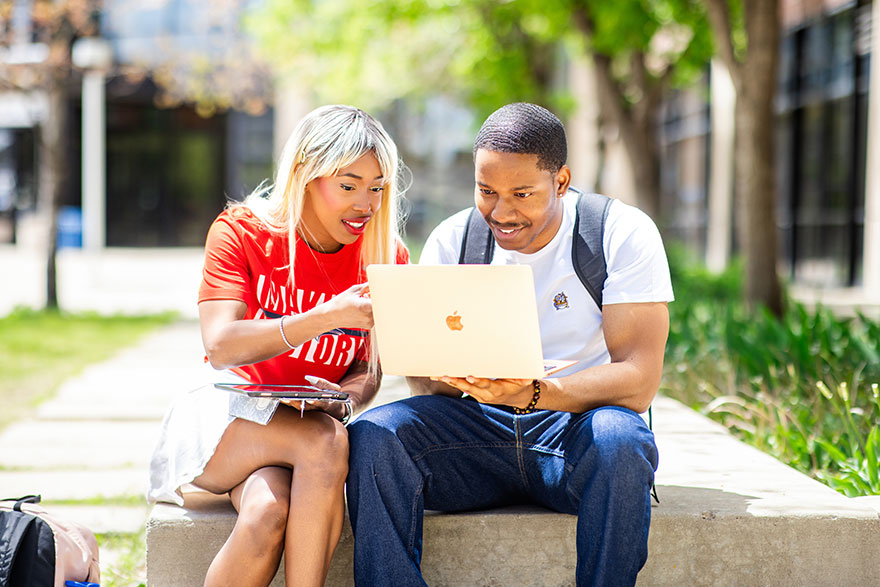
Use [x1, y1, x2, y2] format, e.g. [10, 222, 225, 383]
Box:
[199, 206, 409, 384]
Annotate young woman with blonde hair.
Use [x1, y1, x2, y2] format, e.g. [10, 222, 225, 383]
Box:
[149, 105, 409, 586]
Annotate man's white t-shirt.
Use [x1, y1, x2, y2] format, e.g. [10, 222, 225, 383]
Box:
[418, 192, 674, 377]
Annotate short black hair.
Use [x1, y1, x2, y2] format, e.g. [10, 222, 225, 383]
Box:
[473, 103, 567, 172]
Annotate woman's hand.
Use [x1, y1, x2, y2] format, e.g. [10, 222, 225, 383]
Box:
[280, 375, 350, 421]
[315, 283, 374, 330]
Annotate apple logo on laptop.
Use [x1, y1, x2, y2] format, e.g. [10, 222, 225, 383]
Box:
[445, 311, 463, 331]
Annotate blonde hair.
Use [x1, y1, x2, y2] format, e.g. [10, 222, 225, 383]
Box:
[243, 105, 407, 379]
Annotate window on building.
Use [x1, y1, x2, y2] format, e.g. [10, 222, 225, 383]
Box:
[778, 6, 867, 287]
[0, 128, 36, 244]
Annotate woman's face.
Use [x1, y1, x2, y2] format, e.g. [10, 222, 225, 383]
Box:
[300, 152, 384, 253]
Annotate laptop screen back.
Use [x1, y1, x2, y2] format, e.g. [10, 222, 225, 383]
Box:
[367, 264, 545, 379]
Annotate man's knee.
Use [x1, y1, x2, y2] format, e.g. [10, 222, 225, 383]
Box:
[590, 408, 657, 465]
[348, 398, 444, 490]
[566, 407, 657, 495]
[348, 403, 410, 466]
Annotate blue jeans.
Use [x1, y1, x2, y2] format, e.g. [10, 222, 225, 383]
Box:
[347, 395, 658, 587]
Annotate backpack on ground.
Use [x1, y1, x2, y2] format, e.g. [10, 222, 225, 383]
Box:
[459, 188, 659, 503]
[0, 495, 101, 587]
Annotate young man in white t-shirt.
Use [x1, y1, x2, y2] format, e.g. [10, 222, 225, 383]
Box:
[347, 102, 673, 587]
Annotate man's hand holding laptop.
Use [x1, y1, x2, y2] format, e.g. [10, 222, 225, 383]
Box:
[430, 375, 534, 408]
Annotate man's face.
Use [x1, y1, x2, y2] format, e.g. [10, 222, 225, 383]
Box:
[474, 149, 570, 254]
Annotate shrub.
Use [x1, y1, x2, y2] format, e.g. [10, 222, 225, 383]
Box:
[662, 246, 880, 497]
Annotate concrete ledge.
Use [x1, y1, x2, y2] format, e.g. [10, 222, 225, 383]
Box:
[146, 396, 880, 586]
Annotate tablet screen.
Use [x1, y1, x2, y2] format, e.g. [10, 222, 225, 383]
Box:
[214, 383, 349, 401]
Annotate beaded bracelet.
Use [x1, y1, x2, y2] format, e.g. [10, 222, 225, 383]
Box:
[513, 379, 542, 415]
[279, 315, 296, 350]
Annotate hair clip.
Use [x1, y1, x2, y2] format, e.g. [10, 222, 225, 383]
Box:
[298, 150, 307, 164]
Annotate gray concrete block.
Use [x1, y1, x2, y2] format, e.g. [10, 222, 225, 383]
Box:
[145, 396, 880, 586]
[147, 488, 880, 586]
[146, 493, 580, 587]
[644, 486, 880, 586]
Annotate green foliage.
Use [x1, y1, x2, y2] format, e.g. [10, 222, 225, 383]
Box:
[245, 0, 714, 120]
[0, 308, 176, 430]
[663, 248, 880, 497]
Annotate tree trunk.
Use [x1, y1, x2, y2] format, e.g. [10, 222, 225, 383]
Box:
[735, 87, 782, 315]
[620, 116, 661, 220]
[39, 68, 69, 310]
[588, 52, 663, 219]
[705, 0, 783, 315]
[734, 1, 783, 316]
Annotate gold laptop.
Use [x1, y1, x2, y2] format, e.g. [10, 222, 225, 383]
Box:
[367, 264, 571, 379]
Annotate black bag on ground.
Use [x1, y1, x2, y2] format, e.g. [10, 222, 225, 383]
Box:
[0, 495, 55, 586]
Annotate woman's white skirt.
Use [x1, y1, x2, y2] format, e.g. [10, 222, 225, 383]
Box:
[147, 365, 276, 506]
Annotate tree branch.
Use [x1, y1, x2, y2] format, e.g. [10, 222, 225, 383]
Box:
[572, 4, 643, 153]
[640, 62, 674, 126]
[703, 0, 742, 92]
[571, 6, 628, 124]
[630, 51, 647, 95]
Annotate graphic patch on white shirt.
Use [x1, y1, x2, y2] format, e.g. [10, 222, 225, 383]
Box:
[553, 292, 569, 311]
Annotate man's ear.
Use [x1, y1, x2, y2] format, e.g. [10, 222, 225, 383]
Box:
[555, 165, 572, 196]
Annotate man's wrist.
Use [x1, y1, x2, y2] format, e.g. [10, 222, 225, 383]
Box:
[513, 379, 542, 414]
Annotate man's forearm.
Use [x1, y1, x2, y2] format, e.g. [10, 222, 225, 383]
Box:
[406, 376, 463, 397]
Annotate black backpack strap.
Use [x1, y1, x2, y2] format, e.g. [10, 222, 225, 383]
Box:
[0, 495, 41, 512]
[571, 190, 613, 309]
[458, 207, 495, 264]
[459, 193, 613, 293]
[647, 405, 659, 503]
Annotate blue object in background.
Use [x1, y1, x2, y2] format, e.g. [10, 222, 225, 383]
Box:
[65, 582, 99, 587]
[57, 206, 83, 248]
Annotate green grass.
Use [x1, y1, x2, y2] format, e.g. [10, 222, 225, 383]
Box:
[662, 246, 880, 497]
[42, 495, 147, 508]
[95, 528, 147, 587]
[0, 308, 176, 430]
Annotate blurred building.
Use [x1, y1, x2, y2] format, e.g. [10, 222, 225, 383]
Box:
[0, 0, 274, 249]
[0, 0, 479, 253]
[657, 0, 877, 297]
[1, 0, 877, 304]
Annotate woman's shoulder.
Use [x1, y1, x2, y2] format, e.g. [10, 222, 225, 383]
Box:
[215, 204, 260, 226]
[205, 206, 287, 257]
[213, 205, 279, 237]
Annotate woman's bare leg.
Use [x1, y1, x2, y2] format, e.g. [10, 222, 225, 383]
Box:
[203, 466, 291, 586]
[194, 405, 348, 587]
